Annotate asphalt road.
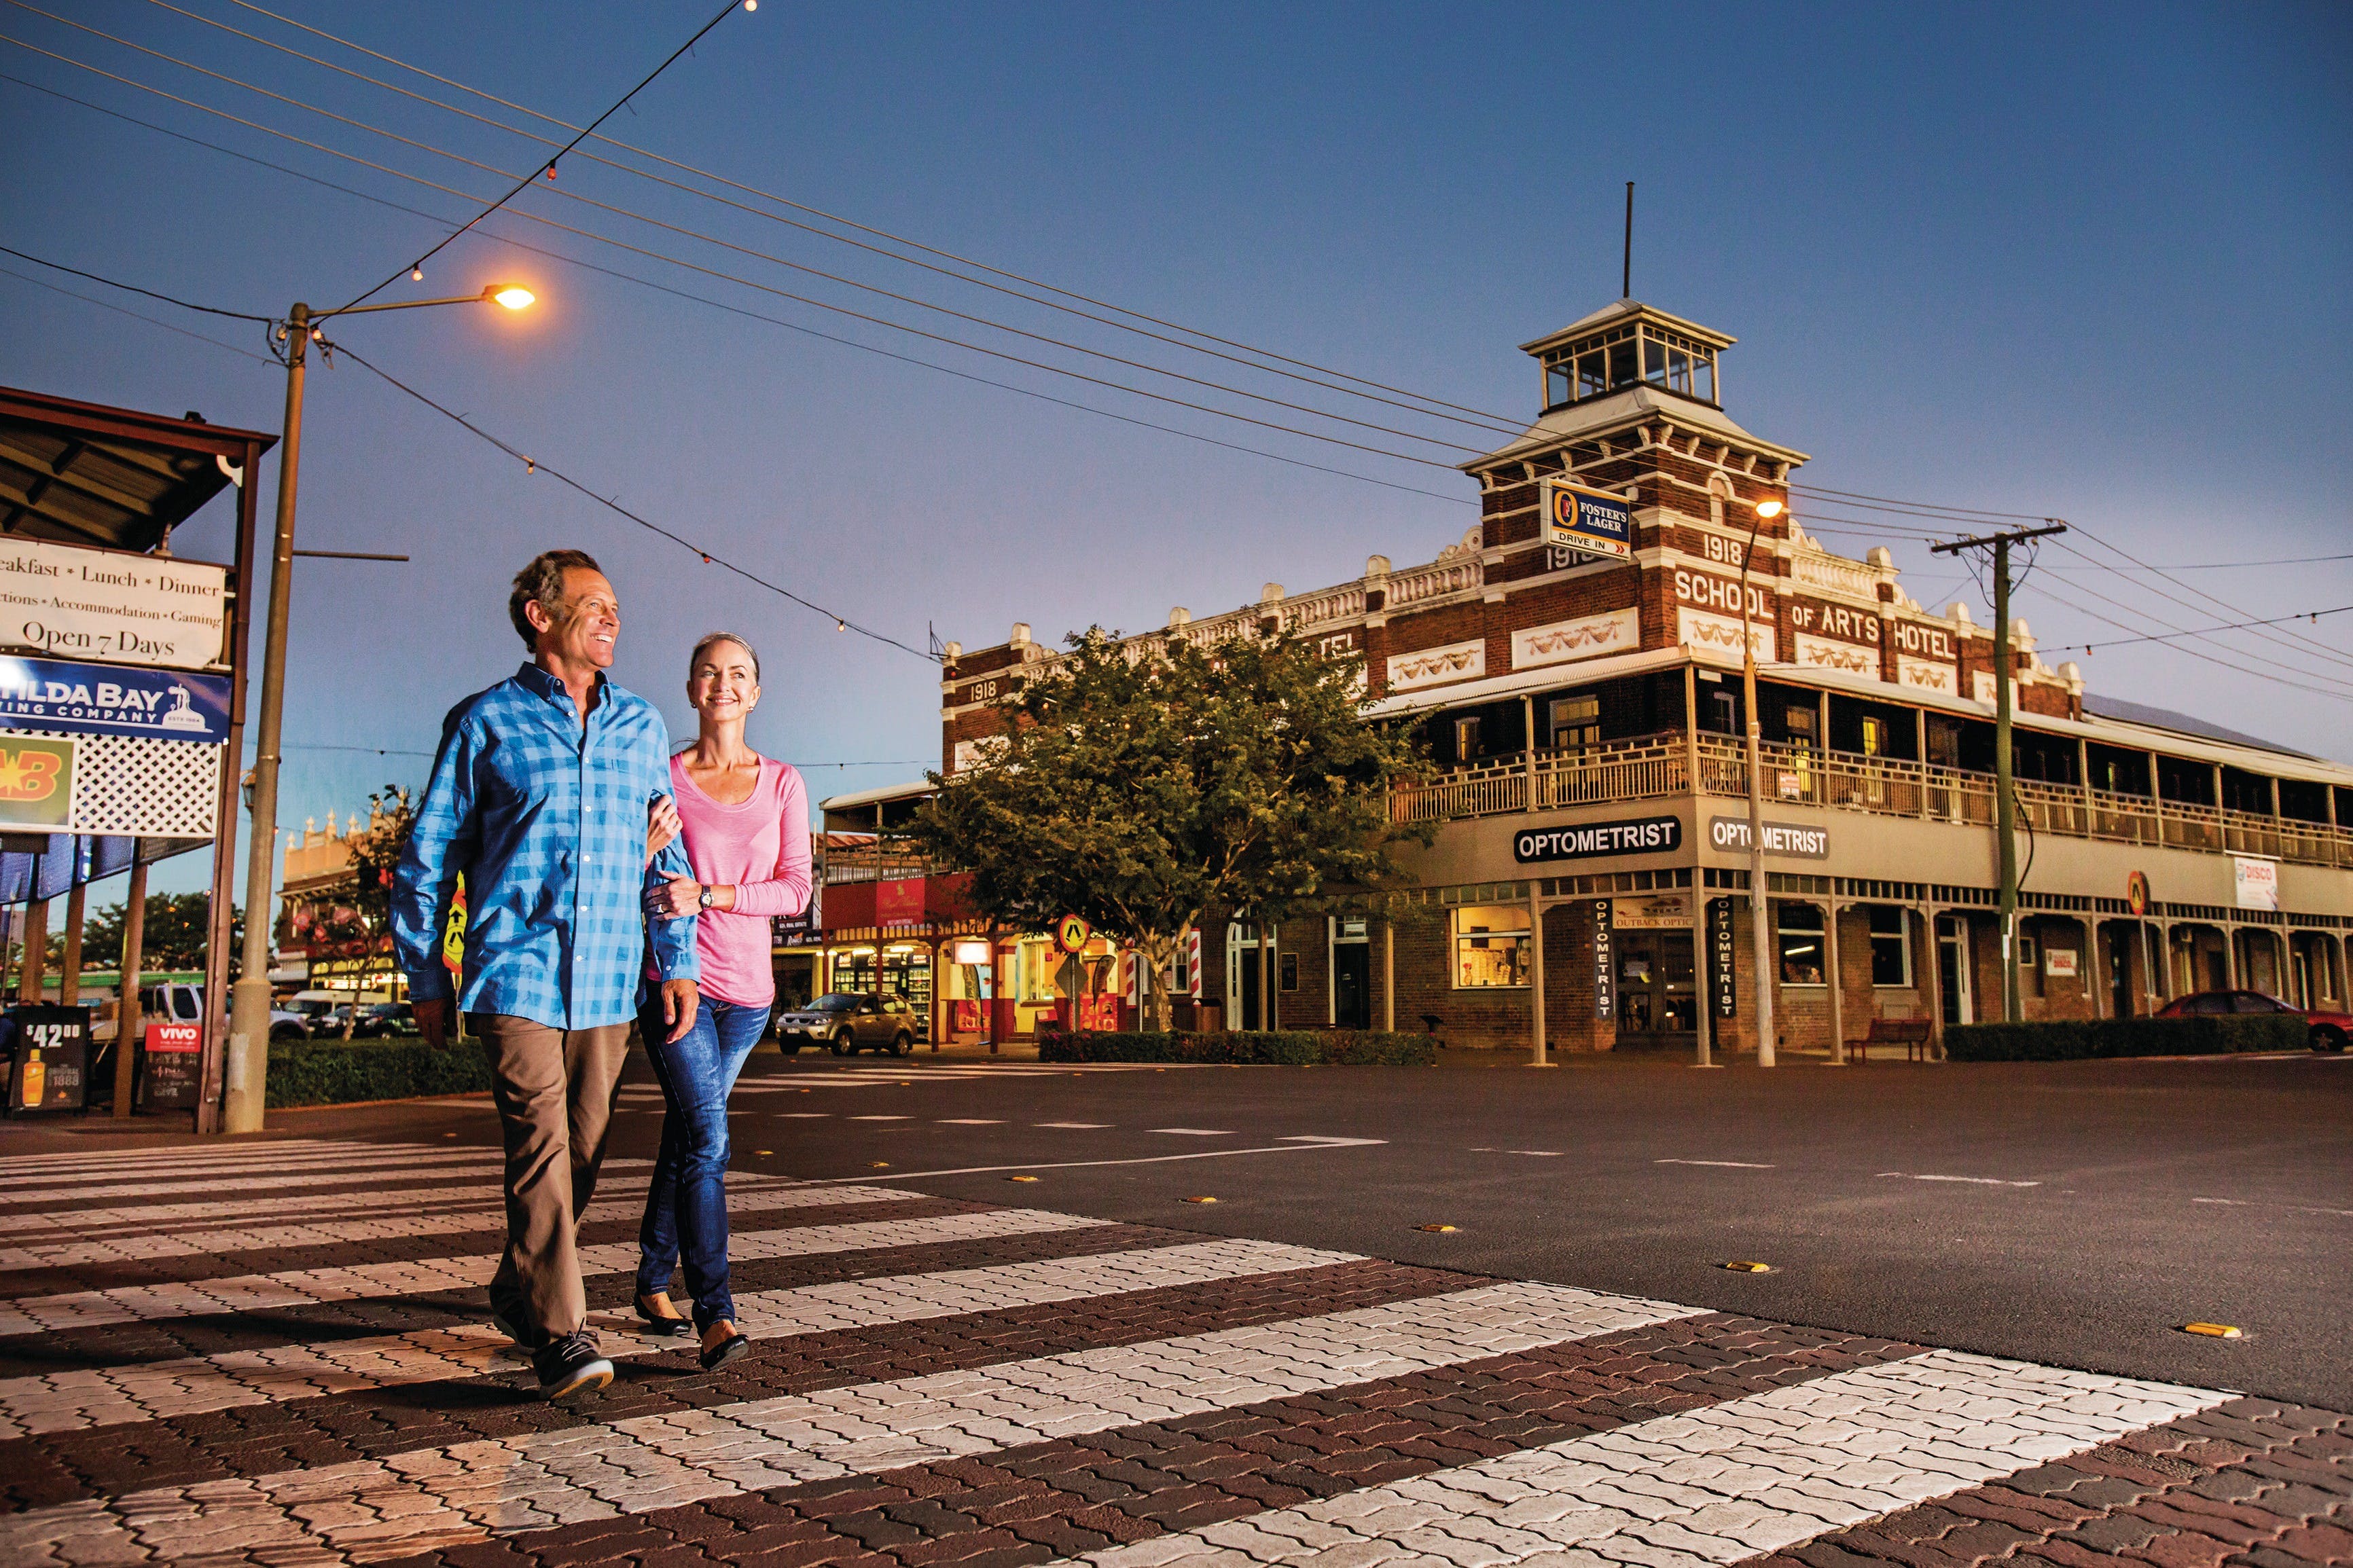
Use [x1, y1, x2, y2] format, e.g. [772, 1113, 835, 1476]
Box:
[79, 1044, 2353, 1408]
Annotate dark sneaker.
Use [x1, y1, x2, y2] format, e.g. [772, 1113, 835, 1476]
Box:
[535, 1331, 613, 1401]
[490, 1305, 536, 1349]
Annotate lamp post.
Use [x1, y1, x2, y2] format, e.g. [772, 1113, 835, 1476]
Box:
[1742, 497, 1784, 1068]
[223, 285, 536, 1135]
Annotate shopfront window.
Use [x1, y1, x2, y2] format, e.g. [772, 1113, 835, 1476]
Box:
[1549, 694, 1600, 752]
[1777, 902, 1826, 987]
[1868, 906, 1910, 987]
[1453, 905, 1531, 988]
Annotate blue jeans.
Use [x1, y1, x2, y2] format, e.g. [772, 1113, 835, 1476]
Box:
[635, 995, 764, 1328]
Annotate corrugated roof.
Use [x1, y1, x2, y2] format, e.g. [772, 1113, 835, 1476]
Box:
[0, 385, 275, 553]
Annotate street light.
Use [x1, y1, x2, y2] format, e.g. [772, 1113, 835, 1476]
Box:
[223, 283, 538, 1135]
[1742, 497, 1782, 1068]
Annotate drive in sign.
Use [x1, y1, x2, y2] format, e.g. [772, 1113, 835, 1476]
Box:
[1540, 478, 1634, 561]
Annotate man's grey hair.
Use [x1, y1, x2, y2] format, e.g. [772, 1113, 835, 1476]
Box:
[689, 631, 760, 683]
[508, 549, 603, 650]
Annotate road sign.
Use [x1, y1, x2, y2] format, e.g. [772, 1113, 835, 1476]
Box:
[1055, 913, 1092, 953]
[1539, 478, 1634, 561]
[2125, 870, 2150, 917]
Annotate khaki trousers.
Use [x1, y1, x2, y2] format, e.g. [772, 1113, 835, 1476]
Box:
[470, 1013, 631, 1344]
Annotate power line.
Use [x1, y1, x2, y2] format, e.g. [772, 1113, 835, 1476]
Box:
[214, 0, 1528, 436]
[0, 261, 278, 362]
[2068, 604, 2353, 652]
[0, 30, 1470, 472]
[144, 0, 1529, 443]
[0, 71, 1472, 506]
[0, 238, 272, 321]
[318, 338, 939, 663]
[332, 0, 747, 314]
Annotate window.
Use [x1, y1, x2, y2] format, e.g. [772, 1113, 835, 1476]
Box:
[1549, 694, 1600, 752]
[1777, 902, 1826, 987]
[1710, 689, 1737, 733]
[1860, 716, 1886, 758]
[1868, 906, 1910, 987]
[1577, 349, 1608, 399]
[1546, 361, 1572, 407]
[1643, 336, 1668, 384]
[1279, 952, 1299, 991]
[1607, 338, 1638, 388]
[1454, 716, 1482, 761]
[1786, 705, 1817, 749]
[1453, 905, 1532, 988]
[2017, 934, 2038, 971]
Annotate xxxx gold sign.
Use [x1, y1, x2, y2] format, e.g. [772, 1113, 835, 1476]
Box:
[0, 737, 73, 828]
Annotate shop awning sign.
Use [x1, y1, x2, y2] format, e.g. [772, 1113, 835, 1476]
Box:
[0, 736, 73, 831]
[1540, 479, 1634, 562]
[1513, 814, 1681, 864]
[0, 655, 230, 744]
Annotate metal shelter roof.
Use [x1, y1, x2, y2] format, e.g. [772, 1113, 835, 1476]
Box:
[0, 385, 275, 553]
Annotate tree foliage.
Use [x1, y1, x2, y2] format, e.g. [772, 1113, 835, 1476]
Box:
[911, 627, 1432, 1028]
[71, 893, 243, 977]
[345, 784, 418, 930]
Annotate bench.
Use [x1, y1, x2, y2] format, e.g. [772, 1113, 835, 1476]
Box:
[1851, 1017, 1935, 1062]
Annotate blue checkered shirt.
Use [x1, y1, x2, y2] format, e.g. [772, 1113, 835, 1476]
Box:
[393, 663, 697, 1029]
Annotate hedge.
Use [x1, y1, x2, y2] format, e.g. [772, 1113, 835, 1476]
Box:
[265, 1038, 494, 1108]
[1943, 1013, 2307, 1062]
[1039, 1029, 1438, 1065]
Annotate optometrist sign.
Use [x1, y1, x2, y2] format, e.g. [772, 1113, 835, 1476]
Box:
[1513, 814, 1682, 864]
[1539, 478, 1634, 562]
[0, 540, 228, 671]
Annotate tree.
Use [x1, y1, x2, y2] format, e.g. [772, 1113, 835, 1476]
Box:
[346, 784, 416, 930]
[911, 626, 1433, 1030]
[73, 893, 244, 978]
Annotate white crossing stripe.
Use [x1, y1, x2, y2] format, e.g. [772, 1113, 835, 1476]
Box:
[0, 1142, 448, 1185]
[0, 1281, 1701, 1565]
[0, 1237, 1355, 1438]
[0, 1167, 784, 1272]
[1072, 1349, 2225, 1567]
[0, 1195, 1085, 1334]
[0, 1153, 508, 1207]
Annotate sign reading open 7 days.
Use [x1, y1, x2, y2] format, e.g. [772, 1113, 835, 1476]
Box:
[0, 539, 228, 671]
[1539, 478, 1635, 562]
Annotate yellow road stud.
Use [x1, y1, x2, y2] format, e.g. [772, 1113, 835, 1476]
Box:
[1723, 1260, 1772, 1273]
[1416, 1224, 1458, 1233]
[1183, 1195, 1217, 1203]
[1007, 1175, 1040, 1182]
[2181, 1322, 2242, 1338]
[869, 1161, 890, 1168]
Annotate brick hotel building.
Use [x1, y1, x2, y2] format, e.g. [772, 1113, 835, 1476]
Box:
[819, 299, 2353, 1056]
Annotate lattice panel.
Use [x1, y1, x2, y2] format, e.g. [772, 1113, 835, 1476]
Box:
[7, 729, 224, 837]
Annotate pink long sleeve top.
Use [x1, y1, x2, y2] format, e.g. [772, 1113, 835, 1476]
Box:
[669, 754, 811, 1008]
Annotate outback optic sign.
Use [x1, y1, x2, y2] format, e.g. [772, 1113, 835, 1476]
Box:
[1513, 814, 1682, 864]
[0, 540, 228, 671]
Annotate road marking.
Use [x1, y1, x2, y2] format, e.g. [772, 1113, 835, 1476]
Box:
[1657, 1159, 1776, 1169]
[0, 1281, 1703, 1564]
[848, 1115, 910, 1121]
[777, 1112, 829, 1118]
[1077, 1348, 2223, 1567]
[1151, 1127, 1236, 1136]
[1876, 1172, 2041, 1187]
[0, 1237, 1359, 1438]
[2193, 1196, 2353, 1218]
[802, 1139, 1390, 1184]
[0, 1202, 1088, 1333]
[1037, 1122, 1111, 1129]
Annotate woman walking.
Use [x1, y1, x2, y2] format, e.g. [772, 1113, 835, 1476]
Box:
[637, 632, 810, 1368]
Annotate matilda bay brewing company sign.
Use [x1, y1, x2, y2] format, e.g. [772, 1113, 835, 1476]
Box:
[0, 540, 228, 670]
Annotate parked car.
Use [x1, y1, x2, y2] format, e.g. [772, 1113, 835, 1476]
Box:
[2155, 989, 2351, 1051]
[772, 992, 918, 1056]
[86, 983, 310, 1101]
[353, 1002, 416, 1038]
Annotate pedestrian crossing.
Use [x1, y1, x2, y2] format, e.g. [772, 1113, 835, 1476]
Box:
[0, 1138, 2334, 1568]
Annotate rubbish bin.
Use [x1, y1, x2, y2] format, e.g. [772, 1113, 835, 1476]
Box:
[3, 1005, 92, 1115]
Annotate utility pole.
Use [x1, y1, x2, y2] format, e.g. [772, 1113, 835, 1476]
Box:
[1743, 498, 1784, 1065]
[1930, 522, 2067, 1023]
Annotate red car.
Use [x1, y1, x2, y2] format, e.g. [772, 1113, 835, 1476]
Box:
[2156, 989, 2351, 1052]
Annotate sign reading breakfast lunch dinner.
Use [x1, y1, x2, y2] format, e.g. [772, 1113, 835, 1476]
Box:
[0, 539, 228, 671]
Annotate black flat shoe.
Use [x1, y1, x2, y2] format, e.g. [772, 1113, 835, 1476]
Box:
[698, 1324, 750, 1370]
[632, 1295, 692, 1337]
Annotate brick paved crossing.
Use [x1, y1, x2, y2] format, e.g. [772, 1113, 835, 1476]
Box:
[0, 1139, 2342, 1568]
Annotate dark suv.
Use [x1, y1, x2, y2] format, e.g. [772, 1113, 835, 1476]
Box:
[770, 993, 919, 1056]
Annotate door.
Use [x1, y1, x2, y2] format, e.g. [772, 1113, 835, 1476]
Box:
[1225, 924, 1265, 1030]
[1937, 917, 1973, 1026]
[2105, 924, 2133, 1018]
[1613, 932, 1697, 1046]
[855, 996, 884, 1044]
[1333, 941, 1371, 1029]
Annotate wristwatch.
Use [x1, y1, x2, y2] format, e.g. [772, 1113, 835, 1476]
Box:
[697, 884, 717, 910]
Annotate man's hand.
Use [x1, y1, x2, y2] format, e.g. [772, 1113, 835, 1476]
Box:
[661, 979, 700, 1044]
[416, 996, 451, 1051]
[646, 797, 681, 862]
[647, 874, 702, 920]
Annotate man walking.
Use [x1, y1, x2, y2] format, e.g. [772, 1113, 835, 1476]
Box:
[393, 549, 698, 1400]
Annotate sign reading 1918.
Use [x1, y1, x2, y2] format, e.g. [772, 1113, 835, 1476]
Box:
[1539, 478, 1634, 562]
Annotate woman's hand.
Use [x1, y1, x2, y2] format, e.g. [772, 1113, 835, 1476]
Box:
[646, 796, 681, 862]
[647, 874, 702, 920]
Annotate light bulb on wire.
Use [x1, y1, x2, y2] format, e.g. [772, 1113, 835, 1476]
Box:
[410, 267, 423, 282]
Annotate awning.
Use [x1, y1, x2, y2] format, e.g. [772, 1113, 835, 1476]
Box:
[0, 385, 274, 552]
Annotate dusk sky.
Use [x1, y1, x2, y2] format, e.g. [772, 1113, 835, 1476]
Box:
[3, 0, 2348, 901]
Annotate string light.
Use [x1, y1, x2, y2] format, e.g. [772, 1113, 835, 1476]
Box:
[409, 266, 422, 280]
